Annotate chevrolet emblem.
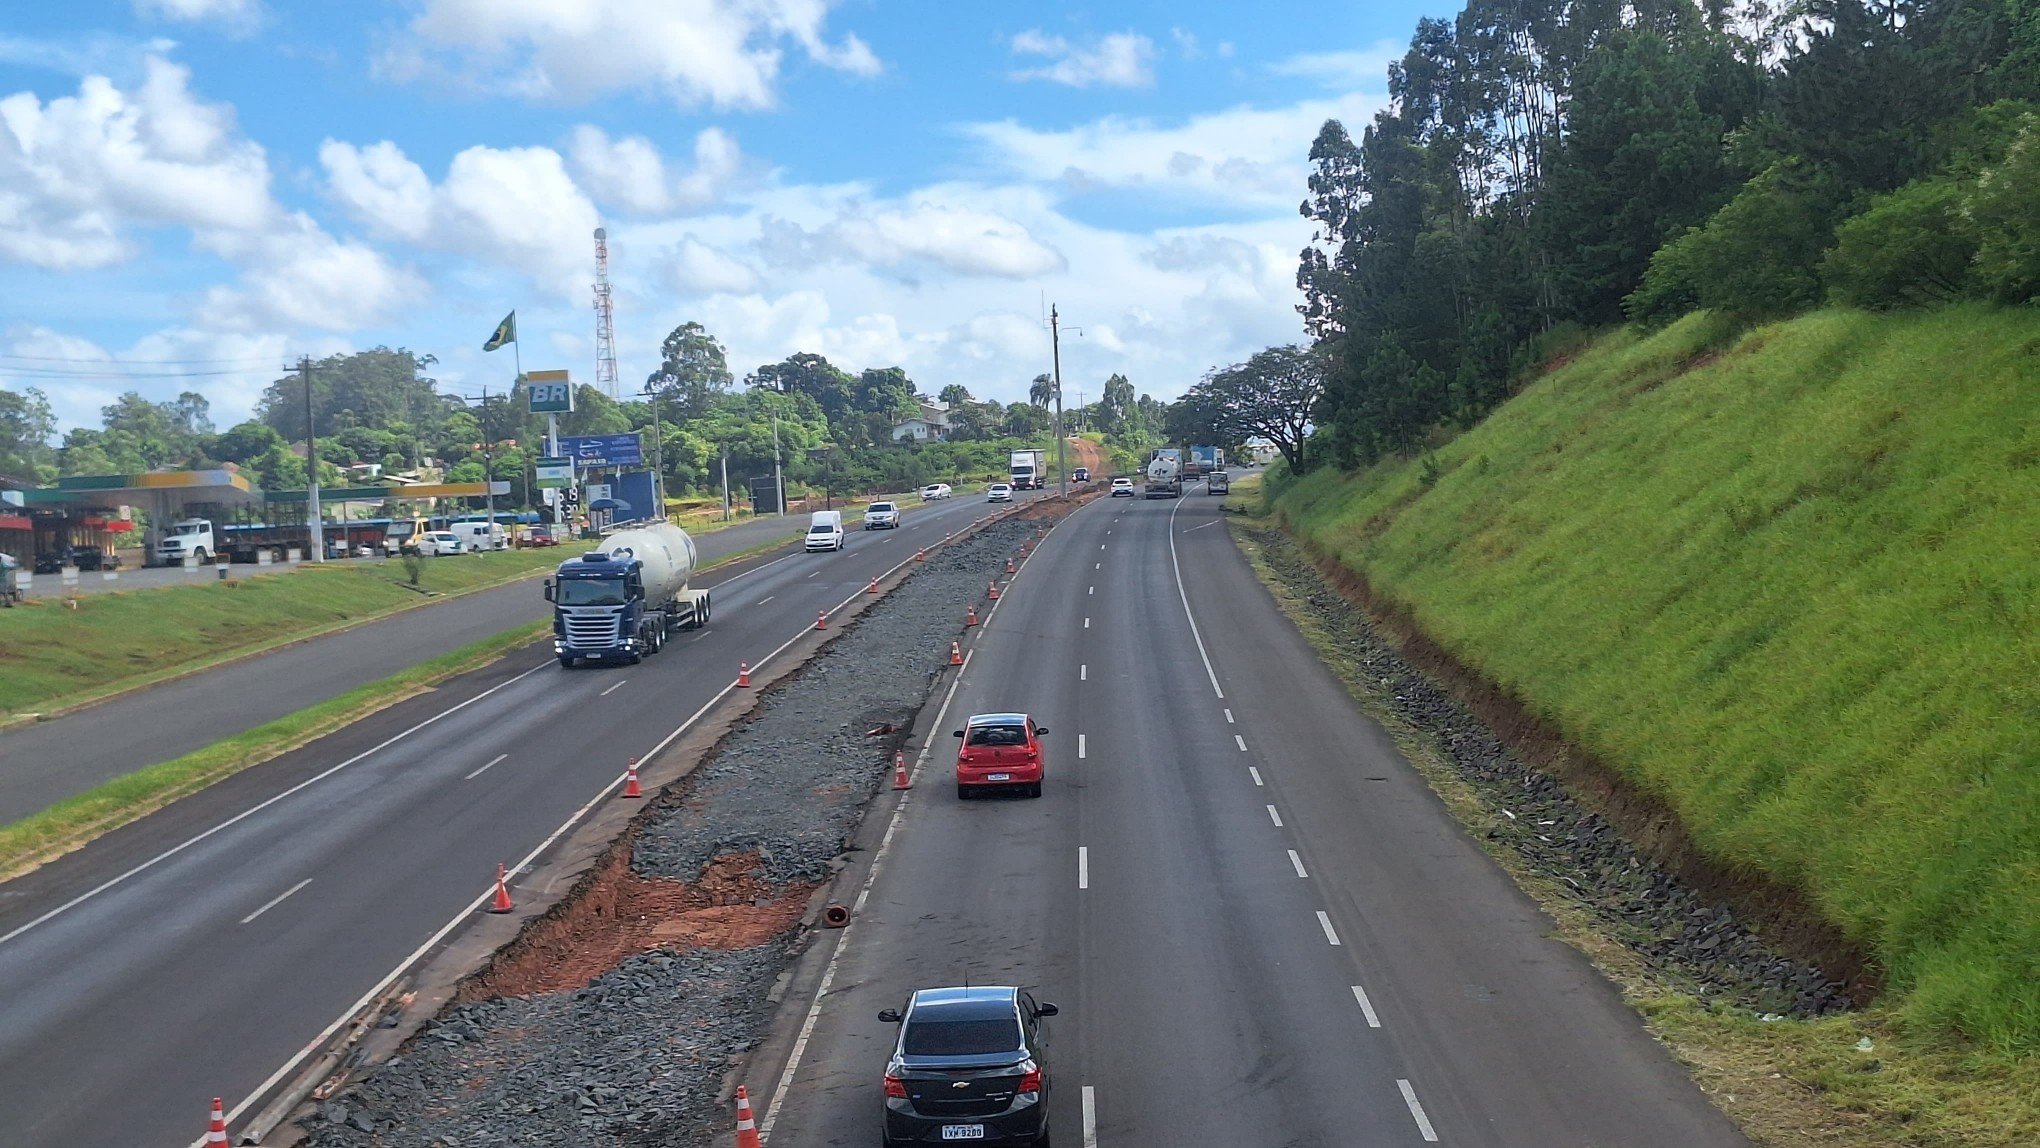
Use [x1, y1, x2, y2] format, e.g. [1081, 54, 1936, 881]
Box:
[952, 1081, 970, 1089]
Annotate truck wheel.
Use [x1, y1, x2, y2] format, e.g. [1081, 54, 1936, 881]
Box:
[558, 655, 576, 669]
[195, 548, 211, 563]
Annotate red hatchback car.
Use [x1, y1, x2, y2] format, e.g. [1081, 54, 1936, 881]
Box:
[952, 713, 1049, 799]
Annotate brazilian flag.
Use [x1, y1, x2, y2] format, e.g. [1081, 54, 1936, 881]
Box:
[482, 311, 517, 352]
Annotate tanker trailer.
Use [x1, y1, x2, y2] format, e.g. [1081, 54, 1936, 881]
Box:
[544, 521, 713, 667]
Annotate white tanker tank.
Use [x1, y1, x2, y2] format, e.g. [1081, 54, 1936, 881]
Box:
[546, 521, 714, 667]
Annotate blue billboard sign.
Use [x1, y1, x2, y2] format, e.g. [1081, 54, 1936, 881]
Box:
[558, 433, 644, 467]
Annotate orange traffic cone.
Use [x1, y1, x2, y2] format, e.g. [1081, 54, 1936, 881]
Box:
[988, 581, 1000, 600]
[816, 609, 827, 631]
[735, 1085, 762, 1148]
[949, 641, 964, 666]
[204, 1097, 227, 1147]
[487, 863, 515, 913]
[1006, 556, 1016, 574]
[867, 577, 879, 595]
[964, 605, 978, 627]
[915, 548, 926, 562]
[737, 661, 751, 687]
[622, 758, 642, 798]
[893, 751, 911, 789]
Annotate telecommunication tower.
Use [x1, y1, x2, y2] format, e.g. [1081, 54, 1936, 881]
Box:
[593, 227, 619, 399]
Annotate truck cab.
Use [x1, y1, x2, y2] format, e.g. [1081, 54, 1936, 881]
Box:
[545, 523, 710, 667]
[157, 519, 217, 565]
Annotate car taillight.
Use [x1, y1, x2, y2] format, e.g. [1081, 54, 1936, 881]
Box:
[1018, 1067, 1042, 1095]
[884, 1074, 909, 1098]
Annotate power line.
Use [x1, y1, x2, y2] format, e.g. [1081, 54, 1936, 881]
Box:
[0, 365, 279, 380]
[0, 351, 284, 365]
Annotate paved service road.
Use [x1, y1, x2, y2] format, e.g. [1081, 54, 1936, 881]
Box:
[757, 484, 1748, 1146]
[0, 512, 819, 823]
[0, 490, 1030, 1146]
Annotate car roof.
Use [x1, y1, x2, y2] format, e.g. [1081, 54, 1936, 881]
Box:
[909, 986, 1019, 1017]
[967, 712, 1029, 726]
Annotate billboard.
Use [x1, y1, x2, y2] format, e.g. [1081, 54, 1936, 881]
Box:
[525, 370, 575, 414]
[558, 433, 643, 467]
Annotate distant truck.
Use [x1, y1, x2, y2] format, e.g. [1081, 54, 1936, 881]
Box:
[1190, 446, 1222, 477]
[156, 517, 316, 565]
[545, 521, 712, 667]
[1009, 449, 1048, 490]
[1144, 453, 1182, 499]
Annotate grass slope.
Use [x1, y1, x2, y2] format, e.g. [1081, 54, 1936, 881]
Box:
[1274, 306, 2039, 1054]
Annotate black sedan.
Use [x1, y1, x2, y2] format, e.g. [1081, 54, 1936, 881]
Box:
[880, 986, 1057, 1145]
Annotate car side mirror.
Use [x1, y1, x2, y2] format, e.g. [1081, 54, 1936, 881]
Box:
[1036, 1003, 1059, 1017]
[878, 1009, 902, 1023]
[1033, 727, 1049, 737]
[952, 730, 965, 738]
[542, 578, 555, 602]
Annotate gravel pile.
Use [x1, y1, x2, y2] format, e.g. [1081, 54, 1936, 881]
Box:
[300, 514, 1046, 1148]
[1245, 520, 1853, 1017]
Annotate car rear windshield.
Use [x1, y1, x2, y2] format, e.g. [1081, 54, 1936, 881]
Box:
[968, 725, 1027, 747]
[902, 1017, 1022, 1056]
[870, 503, 895, 512]
[808, 524, 834, 534]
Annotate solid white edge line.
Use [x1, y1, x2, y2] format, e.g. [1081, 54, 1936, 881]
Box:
[1266, 804, 1283, 827]
[3, 659, 552, 953]
[1317, 910, 1342, 946]
[1398, 1079, 1439, 1141]
[1288, 849, 1307, 878]
[1249, 767, 1264, 787]
[463, 753, 509, 781]
[1078, 846, 1088, 890]
[1165, 495, 1225, 699]
[1082, 1085, 1098, 1148]
[1351, 984, 1382, 1028]
[202, 502, 998, 1144]
[239, 878, 313, 926]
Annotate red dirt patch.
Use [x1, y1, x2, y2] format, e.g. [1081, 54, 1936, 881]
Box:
[458, 849, 812, 1001]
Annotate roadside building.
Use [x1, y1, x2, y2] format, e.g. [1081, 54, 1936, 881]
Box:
[891, 400, 953, 442]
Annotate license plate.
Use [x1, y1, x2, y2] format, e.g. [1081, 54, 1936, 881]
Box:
[987, 773, 1011, 781]
[941, 1127, 986, 1140]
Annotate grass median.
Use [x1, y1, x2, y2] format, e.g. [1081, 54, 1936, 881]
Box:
[0, 620, 548, 881]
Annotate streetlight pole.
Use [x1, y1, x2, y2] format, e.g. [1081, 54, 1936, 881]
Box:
[1050, 305, 1069, 498]
[300, 355, 325, 562]
[643, 383, 666, 519]
[772, 414, 785, 516]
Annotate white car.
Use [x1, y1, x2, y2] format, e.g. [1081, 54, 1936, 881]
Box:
[418, 530, 465, 556]
[1110, 478, 1136, 497]
[986, 483, 1014, 502]
[919, 483, 952, 501]
[863, 501, 900, 529]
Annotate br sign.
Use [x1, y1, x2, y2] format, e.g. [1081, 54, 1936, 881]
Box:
[526, 369, 575, 414]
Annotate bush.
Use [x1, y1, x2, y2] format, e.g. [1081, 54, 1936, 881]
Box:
[1967, 118, 2040, 303]
[1822, 179, 1979, 308]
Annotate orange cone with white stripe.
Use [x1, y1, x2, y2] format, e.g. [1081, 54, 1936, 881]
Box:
[915, 548, 926, 562]
[738, 661, 751, 687]
[487, 863, 515, 913]
[735, 1085, 762, 1148]
[949, 641, 964, 666]
[622, 758, 642, 798]
[893, 751, 911, 789]
[867, 577, 879, 595]
[987, 580, 1000, 600]
[1006, 556, 1016, 574]
[816, 609, 827, 630]
[964, 605, 978, 627]
[205, 1098, 227, 1146]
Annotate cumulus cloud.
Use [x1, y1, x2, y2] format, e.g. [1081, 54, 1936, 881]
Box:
[664, 236, 760, 295]
[1009, 30, 1155, 88]
[1270, 45, 1402, 90]
[753, 195, 1065, 280]
[568, 125, 744, 215]
[0, 56, 273, 268]
[321, 138, 600, 290]
[198, 212, 421, 331]
[385, 0, 880, 110]
[134, 0, 262, 32]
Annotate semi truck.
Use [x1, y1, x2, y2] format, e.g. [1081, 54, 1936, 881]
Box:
[156, 516, 324, 565]
[1008, 449, 1048, 490]
[1190, 445, 1222, 477]
[1144, 453, 1182, 498]
[545, 521, 712, 667]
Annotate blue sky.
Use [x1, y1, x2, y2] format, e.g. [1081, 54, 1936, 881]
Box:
[0, 0, 1428, 434]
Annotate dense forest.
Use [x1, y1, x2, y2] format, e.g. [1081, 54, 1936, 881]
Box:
[1298, 0, 2040, 467]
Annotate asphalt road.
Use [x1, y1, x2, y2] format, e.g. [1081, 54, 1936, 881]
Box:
[0, 488, 1028, 1147]
[0, 511, 825, 824]
[757, 483, 1749, 1146]
[15, 548, 392, 600]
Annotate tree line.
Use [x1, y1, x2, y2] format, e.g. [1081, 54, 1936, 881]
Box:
[1288, 0, 2040, 469]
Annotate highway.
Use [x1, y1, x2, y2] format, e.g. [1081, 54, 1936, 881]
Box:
[0, 489, 1022, 1146]
[0, 510, 814, 824]
[757, 484, 1749, 1146]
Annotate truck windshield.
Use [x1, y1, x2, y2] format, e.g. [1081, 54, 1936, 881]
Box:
[556, 578, 628, 606]
[170, 523, 206, 536]
[388, 522, 416, 539]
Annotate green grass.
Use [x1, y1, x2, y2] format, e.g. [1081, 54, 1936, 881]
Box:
[0, 621, 547, 880]
[1273, 305, 2040, 1056]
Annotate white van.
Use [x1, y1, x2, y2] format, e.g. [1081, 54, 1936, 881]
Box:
[451, 521, 508, 552]
[804, 510, 845, 552]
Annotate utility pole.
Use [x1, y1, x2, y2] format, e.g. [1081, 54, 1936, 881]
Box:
[301, 355, 325, 562]
[1050, 305, 1068, 498]
[720, 452, 731, 521]
[456, 386, 497, 533]
[644, 383, 666, 518]
[772, 414, 785, 516]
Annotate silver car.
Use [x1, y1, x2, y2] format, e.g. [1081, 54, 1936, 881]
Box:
[986, 483, 1014, 502]
[864, 501, 900, 529]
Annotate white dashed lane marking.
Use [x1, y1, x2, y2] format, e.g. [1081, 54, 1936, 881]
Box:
[1266, 805, 1282, 827]
[1317, 911, 1342, 946]
[1399, 1080, 1439, 1141]
[1351, 985, 1382, 1028]
[1288, 849, 1308, 878]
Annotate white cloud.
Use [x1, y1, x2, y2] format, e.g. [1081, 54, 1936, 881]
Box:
[1009, 30, 1155, 89]
[827, 201, 1065, 279]
[1170, 28, 1201, 60]
[1270, 45, 1401, 90]
[664, 236, 760, 295]
[197, 212, 420, 331]
[2, 324, 296, 431]
[386, 0, 879, 111]
[134, 0, 262, 32]
[568, 125, 745, 215]
[964, 91, 1387, 210]
[322, 139, 600, 291]
[0, 56, 273, 268]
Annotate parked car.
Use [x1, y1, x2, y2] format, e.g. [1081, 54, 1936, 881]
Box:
[920, 483, 953, 501]
[520, 525, 560, 548]
[417, 531, 465, 556]
[1110, 477, 1136, 497]
[986, 483, 1014, 503]
[70, 545, 119, 570]
[450, 521, 508, 552]
[880, 986, 1058, 1147]
[1072, 467, 1090, 482]
[805, 509, 846, 552]
[864, 501, 901, 530]
[953, 712, 1048, 799]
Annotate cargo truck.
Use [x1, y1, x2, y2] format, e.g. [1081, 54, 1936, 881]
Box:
[1008, 449, 1048, 490]
[1190, 445, 1221, 478]
[156, 516, 321, 565]
[545, 521, 712, 667]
